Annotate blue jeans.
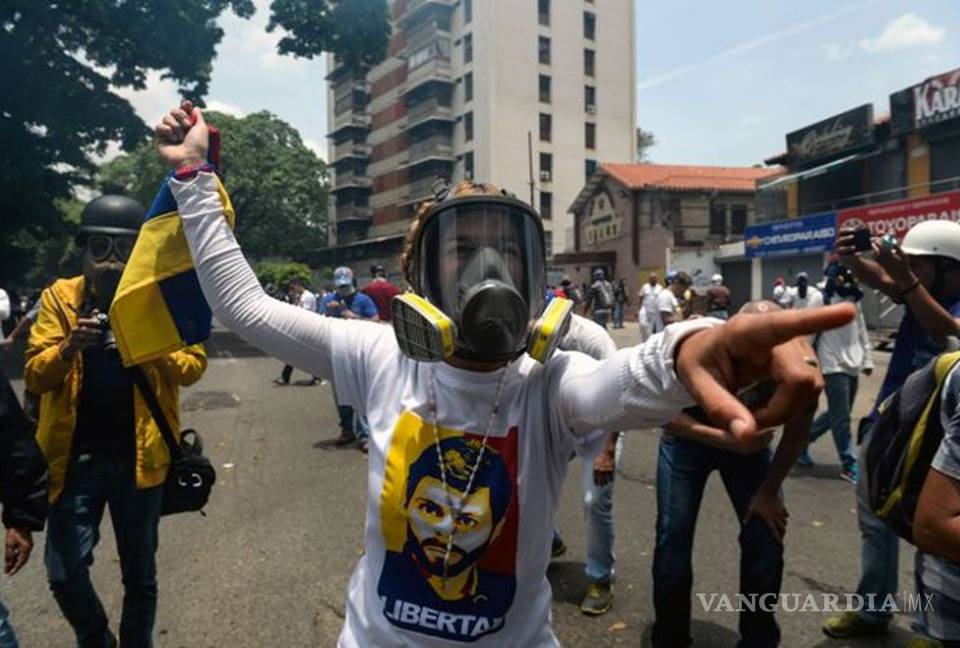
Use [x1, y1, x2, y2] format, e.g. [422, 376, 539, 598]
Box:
[808, 373, 858, 466]
[580, 434, 622, 584]
[653, 433, 782, 648]
[592, 311, 609, 329]
[853, 433, 900, 625]
[0, 587, 18, 648]
[337, 405, 370, 441]
[612, 303, 625, 328]
[45, 456, 163, 648]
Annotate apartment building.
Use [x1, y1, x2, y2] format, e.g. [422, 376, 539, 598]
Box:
[320, 0, 636, 273]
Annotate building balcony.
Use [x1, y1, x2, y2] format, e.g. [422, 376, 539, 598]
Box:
[405, 135, 454, 167]
[332, 171, 374, 191]
[333, 78, 370, 103]
[328, 112, 372, 138]
[332, 140, 373, 162]
[405, 98, 455, 129]
[402, 57, 453, 95]
[336, 205, 373, 222]
[405, 20, 451, 51]
[402, 0, 454, 24]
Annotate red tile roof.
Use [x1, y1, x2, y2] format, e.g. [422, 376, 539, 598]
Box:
[601, 163, 782, 194]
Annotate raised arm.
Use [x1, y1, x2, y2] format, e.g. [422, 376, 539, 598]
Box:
[155, 102, 355, 380]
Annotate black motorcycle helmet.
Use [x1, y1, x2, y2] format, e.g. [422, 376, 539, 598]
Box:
[75, 195, 144, 244]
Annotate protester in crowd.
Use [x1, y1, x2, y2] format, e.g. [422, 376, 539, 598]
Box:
[638, 272, 663, 341]
[772, 277, 793, 308]
[584, 268, 615, 329]
[560, 276, 583, 309]
[793, 272, 823, 310]
[24, 194, 208, 648]
[0, 368, 50, 648]
[910, 360, 960, 647]
[545, 308, 622, 616]
[706, 273, 731, 320]
[0, 299, 40, 352]
[152, 102, 851, 646]
[798, 262, 873, 482]
[653, 299, 816, 648]
[275, 277, 319, 386]
[823, 220, 960, 640]
[612, 278, 628, 329]
[361, 264, 401, 323]
[320, 266, 378, 453]
[654, 271, 690, 333]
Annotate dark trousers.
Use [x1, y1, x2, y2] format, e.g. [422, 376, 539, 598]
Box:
[45, 456, 163, 648]
[653, 434, 783, 648]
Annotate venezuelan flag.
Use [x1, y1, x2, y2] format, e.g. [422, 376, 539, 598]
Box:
[110, 171, 234, 367]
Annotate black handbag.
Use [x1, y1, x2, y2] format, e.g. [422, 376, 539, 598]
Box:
[130, 367, 216, 516]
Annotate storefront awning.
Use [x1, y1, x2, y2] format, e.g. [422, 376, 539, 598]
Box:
[758, 152, 869, 191]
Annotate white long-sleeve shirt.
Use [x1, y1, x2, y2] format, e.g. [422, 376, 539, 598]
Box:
[171, 173, 715, 648]
[816, 299, 874, 377]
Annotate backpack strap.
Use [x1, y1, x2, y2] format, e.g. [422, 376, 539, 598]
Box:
[876, 350, 960, 518]
[129, 366, 183, 461]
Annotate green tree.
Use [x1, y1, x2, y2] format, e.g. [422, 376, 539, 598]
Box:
[268, 0, 390, 71]
[0, 0, 256, 284]
[253, 260, 313, 293]
[637, 127, 657, 162]
[98, 110, 330, 259]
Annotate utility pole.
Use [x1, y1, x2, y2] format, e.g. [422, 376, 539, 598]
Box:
[527, 131, 535, 207]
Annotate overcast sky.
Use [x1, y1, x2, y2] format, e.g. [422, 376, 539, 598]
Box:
[117, 0, 957, 167]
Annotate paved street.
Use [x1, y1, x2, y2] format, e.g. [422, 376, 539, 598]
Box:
[1, 326, 921, 647]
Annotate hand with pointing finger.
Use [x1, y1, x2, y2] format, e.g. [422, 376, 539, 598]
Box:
[674, 303, 855, 447]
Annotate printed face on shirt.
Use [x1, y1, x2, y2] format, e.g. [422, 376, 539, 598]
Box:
[406, 477, 495, 575]
[378, 411, 519, 642]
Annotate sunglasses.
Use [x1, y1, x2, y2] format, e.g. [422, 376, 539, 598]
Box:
[86, 235, 136, 262]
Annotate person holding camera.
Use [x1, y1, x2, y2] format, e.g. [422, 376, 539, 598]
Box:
[822, 220, 960, 641]
[24, 195, 208, 648]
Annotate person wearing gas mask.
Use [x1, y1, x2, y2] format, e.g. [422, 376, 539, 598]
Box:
[792, 272, 823, 310]
[796, 262, 873, 482]
[153, 102, 853, 646]
[24, 195, 207, 648]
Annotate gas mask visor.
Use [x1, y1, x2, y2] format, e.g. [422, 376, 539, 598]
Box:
[405, 197, 547, 362]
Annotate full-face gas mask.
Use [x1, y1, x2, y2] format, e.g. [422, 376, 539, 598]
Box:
[393, 186, 571, 363]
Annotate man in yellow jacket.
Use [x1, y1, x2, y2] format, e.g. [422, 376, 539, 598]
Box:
[24, 195, 206, 648]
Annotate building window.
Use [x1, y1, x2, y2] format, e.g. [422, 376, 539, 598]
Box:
[463, 33, 473, 64]
[464, 0, 472, 23]
[584, 85, 596, 112]
[540, 191, 552, 220]
[585, 122, 596, 149]
[710, 204, 727, 236]
[731, 205, 747, 235]
[540, 152, 553, 177]
[464, 151, 474, 179]
[585, 158, 597, 180]
[539, 113, 552, 142]
[544, 230, 553, 254]
[583, 11, 596, 40]
[584, 49, 595, 77]
[539, 74, 551, 103]
[538, 0, 550, 26]
[538, 36, 551, 65]
[464, 72, 473, 102]
[464, 111, 474, 141]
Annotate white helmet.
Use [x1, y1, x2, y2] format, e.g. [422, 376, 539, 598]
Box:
[901, 220, 960, 264]
[711, 273, 723, 284]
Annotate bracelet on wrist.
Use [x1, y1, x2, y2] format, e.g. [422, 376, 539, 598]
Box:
[900, 280, 921, 296]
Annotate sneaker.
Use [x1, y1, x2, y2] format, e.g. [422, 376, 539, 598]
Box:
[840, 463, 858, 485]
[335, 431, 356, 447]
[822, 611, 888, 638]
[579, 582, 613, 616]
[359, 440, 369, 454]
[796, 452, 814, 467]
[551, 534, 567, 558]
[906, 635, 944, 648]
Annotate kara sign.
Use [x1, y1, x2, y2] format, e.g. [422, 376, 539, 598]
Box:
[891, 68, 960, 134]
[837, 190, 960, 239]
[744, 212, 837, 258]
[786, 105, 874, 166]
